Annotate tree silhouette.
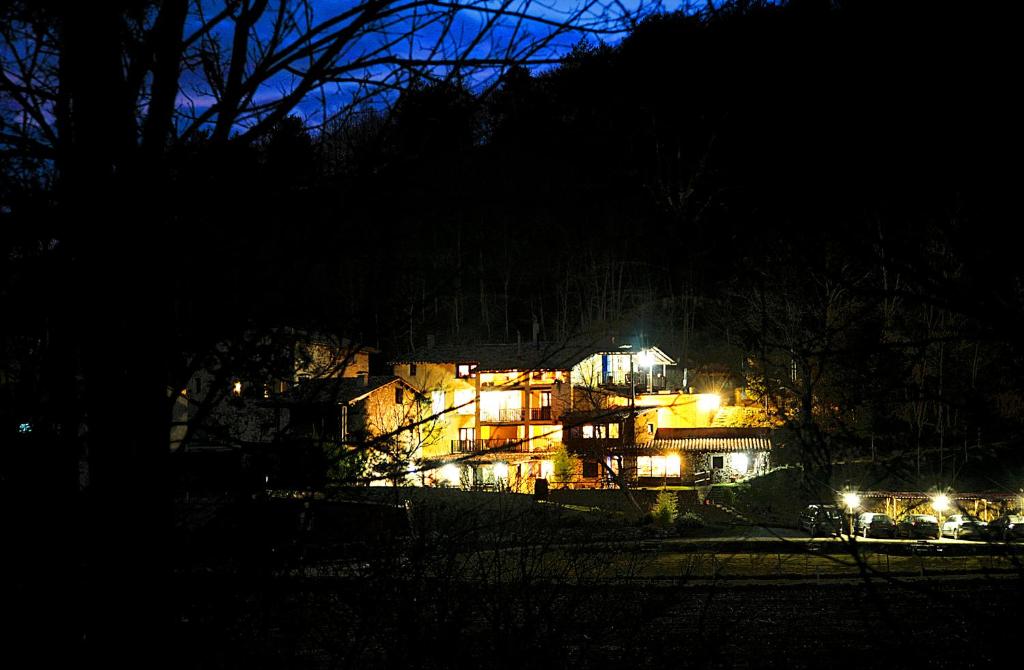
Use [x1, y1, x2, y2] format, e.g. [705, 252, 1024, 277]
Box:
[0, 0, 644, 659]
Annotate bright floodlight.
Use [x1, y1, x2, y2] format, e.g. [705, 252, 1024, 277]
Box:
[637, 350, 656, 368]
[441, 464, 461, 486]
[696, 394, 721, 413]
[493, 462, 509, 480]
[933, 494, 950, 514]
[730, 452, 749, 474]
[842, 492, 861, 510]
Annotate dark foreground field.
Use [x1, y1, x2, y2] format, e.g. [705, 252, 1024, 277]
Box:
[171, 575, 1020, 669]
[163, 489, 1022, 668]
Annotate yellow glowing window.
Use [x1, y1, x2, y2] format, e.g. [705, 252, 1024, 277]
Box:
[454, 389, 475, 415]
[431, 390, 445, 416]
[609, 423, 619, 439]
[637, 456, 680, 478]
[582, 425, 594, 439]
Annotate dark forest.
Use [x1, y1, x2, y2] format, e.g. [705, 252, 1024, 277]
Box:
[2, 1, 1023, 667]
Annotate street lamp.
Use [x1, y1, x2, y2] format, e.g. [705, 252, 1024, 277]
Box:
[842, 491, 861, 536]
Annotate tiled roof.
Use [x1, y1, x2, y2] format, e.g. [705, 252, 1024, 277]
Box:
[274, 375, 405, 405]
[389, 342, 593, 371]
[390, 334, 676, 370]
[652, 427, 772, 452]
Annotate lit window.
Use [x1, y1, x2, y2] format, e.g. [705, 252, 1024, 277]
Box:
[636, 456, 679, 478]
[646, 423, 654, 435]
[454, 389, 475, 415]
[431, 390, 445, 416]
[609, 423, 619, 439]
[232, 380, 242, 397]
[456, 363, 476, 378]
[582, 425, 594, 439]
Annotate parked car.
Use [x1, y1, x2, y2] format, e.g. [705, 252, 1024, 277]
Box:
[987, 514, 1024, 542]
[896, 514, 940, 539]
[855, 512, 895, 538]
[940, 514, 988, 540]
[799, 504, 844, 537]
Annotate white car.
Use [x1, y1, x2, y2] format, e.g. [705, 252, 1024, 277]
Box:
[940, 514, 987, 540]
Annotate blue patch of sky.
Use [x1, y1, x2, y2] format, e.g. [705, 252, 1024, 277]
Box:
[177, 1, 693, 136]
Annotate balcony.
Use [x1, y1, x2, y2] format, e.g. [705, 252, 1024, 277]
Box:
[603, 372, 668, 392]
[450, 438, 529, 454]
[479, 406, 553, 422]
[565, 437, 627, 456]
[481, 407, 525, 423]
[531, 406, 553, 421]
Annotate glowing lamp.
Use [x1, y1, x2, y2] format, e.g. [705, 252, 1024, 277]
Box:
[493, 462, 509, 480]
[842, 492, 861, 510]
[697, 394, 721, 413]
[932, 494, 950, 514]
[441, 464, 461, 486]
[730, 452, 749, 474]
[637, 350, 656, 369]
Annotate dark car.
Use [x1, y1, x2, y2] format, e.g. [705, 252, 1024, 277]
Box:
[855, 512, 895, 538]
[940, 514, 988, 540]
[896, 514, 940, 539]
[799, 504, 844, 537]
[987, 514, 1024, 542]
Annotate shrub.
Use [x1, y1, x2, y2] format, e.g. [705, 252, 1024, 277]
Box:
[651, 491, 679, 528]
[675, 511, 705, 533]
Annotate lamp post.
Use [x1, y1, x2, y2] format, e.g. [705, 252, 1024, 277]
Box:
[842, 491, 861, 537]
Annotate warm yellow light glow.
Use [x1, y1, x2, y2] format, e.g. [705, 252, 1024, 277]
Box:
[667, 453, 682, 477]
[842, 492, 861, 510]
[493, 462, 509, 480]
[696, 394, 720, 413]
[933, 494, 950, 514]
[637, 350, 655, 368]
[454, 389, 475, 415]
[441, 464, 461, 486]
[479, 390, 521, 421]
[232, 380, 242, 397]
[540, 460, 554, 479]
[730, 452, 748, 474]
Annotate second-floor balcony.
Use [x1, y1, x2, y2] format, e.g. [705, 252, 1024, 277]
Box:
[450, 438, 529, 454]
[479, 406, 554, 423]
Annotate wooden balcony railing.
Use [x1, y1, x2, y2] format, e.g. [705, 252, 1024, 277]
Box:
[450, 439, 529, 454]
[479, 406, 553, 422]
[530, 406, 553, 421]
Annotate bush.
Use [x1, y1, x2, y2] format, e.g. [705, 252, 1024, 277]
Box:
[651, 491, 679, 528]
[675, 511, 705, 533]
